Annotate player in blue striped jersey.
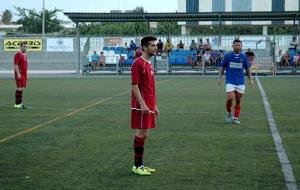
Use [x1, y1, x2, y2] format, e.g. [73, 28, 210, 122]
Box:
[217, 39, 253, 124]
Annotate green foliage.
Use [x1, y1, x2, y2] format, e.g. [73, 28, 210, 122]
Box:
[1, 9, 13, 24]
[153, 22, 181, 35]
[14, 6, 63, 34]
[79, 22, 149, 36]
[79, 22, 181, 36]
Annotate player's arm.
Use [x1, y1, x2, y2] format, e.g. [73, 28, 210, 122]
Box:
[14, 65, 21, 79]
[14, 54, 21, 79]
[246, 68, 254, 86]
[132, 84, 150, 113]
[217, 67, 225, 85]
[218, 54, 227, 85]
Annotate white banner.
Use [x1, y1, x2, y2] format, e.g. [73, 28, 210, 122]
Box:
[47, 38, 73, 52]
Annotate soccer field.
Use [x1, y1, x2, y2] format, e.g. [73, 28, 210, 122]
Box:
[0, 75, 299, 190]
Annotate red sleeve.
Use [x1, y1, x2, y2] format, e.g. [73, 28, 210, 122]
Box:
[14, 52, 20, 65]
[131, 60, 140, 85]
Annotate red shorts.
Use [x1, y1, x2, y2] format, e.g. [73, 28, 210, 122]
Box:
[131, 110, 156, 129]
[15, 76, 27, 88]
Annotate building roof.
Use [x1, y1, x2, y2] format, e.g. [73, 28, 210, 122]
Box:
[64, 11, 300, 23]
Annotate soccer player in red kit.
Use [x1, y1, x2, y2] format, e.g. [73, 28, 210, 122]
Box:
[14, 42, 28, 109]
[131, 36, 160, 176]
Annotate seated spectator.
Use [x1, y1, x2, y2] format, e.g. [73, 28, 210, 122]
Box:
[204, 38, 211, 51]
[203, 50, 211, 66]
[123, 42, 130, 50]
[156, 39, 164, 56]
[177, 40, 184, 49]
[134, 47, 143, 59]
[281, 51, 290, 67]
[198, 38, 204, 51]
[90, 50, 99, 69]
[130, 40, 137, 50]
[295, 53, 300, 67]
[276, 50, 283, 66]
[83, 56, 92, 73]
[164, 39, 174, 56]
[189, 39, 197, 50]
[195, 50, 202, 67]
[98, 51, 106, 67]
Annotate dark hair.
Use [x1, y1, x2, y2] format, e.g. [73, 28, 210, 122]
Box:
[20, 41, 27, 47]
[233, 39, 242, 44]
[141, 36, 157, 50]
[245, 51, 255, 57]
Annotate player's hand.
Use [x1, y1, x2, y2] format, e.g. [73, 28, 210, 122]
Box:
[248, 79, 254, 87]
[155, 108, 160, 118]
[17, 74, 22, 80]
[217, 78, 223, 85]
[140, 104, 150, 114]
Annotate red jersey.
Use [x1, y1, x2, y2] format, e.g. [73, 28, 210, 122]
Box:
[14, 51, 28, 78]
[131, 56, 156, 112]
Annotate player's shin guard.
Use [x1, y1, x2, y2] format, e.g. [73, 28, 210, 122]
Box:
[134, 136, 146, 167]
[226, 99, 233, 113]
[15, 90, 23, 104]
[234, 104, 241, 118]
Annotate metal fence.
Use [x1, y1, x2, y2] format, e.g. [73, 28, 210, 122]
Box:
[1, 35, 299, 75]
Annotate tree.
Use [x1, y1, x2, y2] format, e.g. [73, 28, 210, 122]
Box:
[14, 6, 63, 34]
[1, 9, 13, 24]
[153, 22, 181, 35]
[79, 22, 149, 36]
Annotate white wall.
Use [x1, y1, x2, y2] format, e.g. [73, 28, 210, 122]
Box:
[199, 0, 212, 25]
[178, 0, 186, 12]
[252, 0, 272, 25]
[285, 0, 299, 24]
[225, 0, 232, 25]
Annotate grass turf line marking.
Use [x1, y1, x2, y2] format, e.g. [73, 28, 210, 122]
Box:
[0, 79, 173, 144]
[2, 105, 300, 115]
[256, 77, 298, 190]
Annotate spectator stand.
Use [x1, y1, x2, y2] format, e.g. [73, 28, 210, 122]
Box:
[83, 46, 135, 74]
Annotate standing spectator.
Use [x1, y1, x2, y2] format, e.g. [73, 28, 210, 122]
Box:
[14, 42, 28, 109]
[130, 40, 137, 50]
[164, 39, 174, 56]
[246, 50, 257, 74]
[189, 39, 197, 50]
[98, 51, 106, 67]
[90, 50, 99, 69]
[156, 39, 164, 56]
[177, 40, 184, 49]
[289, 36, 298, 50]
[217, 39, 253, 124]
[245, 49, 255, 66]
[131, 36, 159, 176]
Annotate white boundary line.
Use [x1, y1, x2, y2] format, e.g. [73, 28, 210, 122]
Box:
[256, 77, 298, 190]
[2, 104, 300, 115]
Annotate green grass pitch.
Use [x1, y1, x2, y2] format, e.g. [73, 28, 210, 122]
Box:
[0, 75, 299, 190]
